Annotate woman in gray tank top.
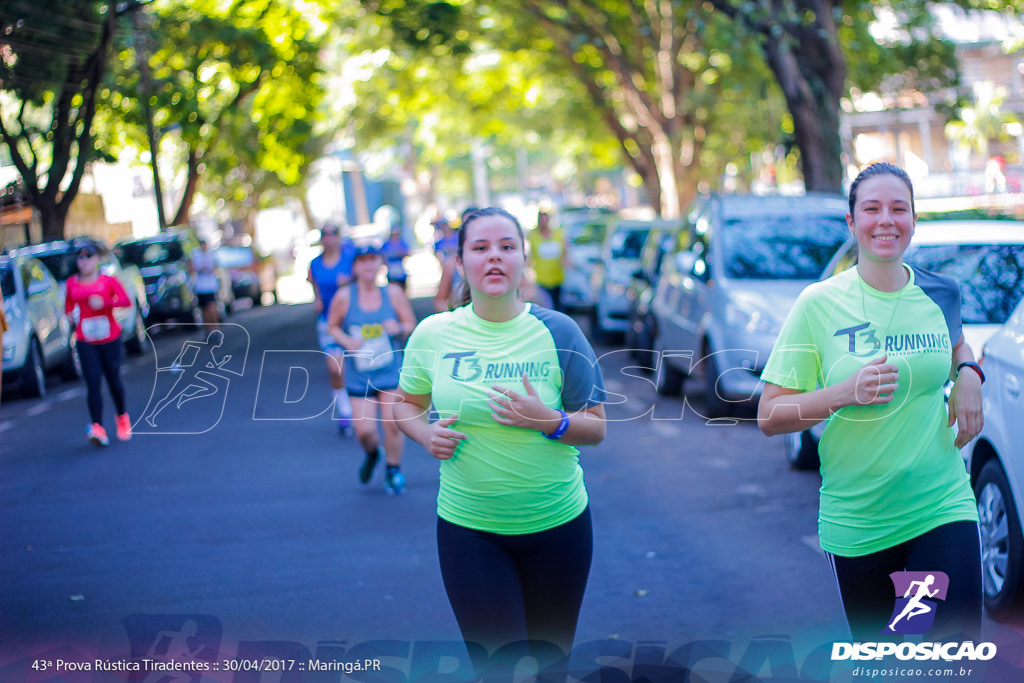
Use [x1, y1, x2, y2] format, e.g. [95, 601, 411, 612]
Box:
[326, 243, 418, 494]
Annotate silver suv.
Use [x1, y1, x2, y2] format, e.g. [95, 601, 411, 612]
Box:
[1, 254, 80, 398]
[651, 193, 849, 418]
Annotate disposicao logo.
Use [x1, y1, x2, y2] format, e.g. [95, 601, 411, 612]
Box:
[831, 571, 997, 663]
[884, 570, 948, 635]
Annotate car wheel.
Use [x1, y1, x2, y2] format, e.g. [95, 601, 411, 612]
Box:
[635, 321, 657, 373]
[700, 344, 732, 419]
[588, 307, 607, 345]
[785, 430, 820, 470]
[60, 336, 82, 381]
[20, 338, 47, 398]
[655, 350, 685, 396]
[125, 306, 147, 356]
[976, 459, 1024, 619]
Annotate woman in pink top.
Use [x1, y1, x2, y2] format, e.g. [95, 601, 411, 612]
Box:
[65, 243, 133, 446]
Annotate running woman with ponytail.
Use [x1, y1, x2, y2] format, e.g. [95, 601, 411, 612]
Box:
[326, 243, 417, 493]
[65, 242, 133, 446]
[758, 163, 983, 642]
[395, 207, 607, 674]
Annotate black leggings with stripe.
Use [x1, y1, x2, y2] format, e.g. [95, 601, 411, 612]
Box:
[436, 506, 592, 673]
[78, 339, 126, 425]
[825, 520, 982, 642]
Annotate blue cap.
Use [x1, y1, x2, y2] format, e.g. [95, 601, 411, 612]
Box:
[352, 243, 381, 259]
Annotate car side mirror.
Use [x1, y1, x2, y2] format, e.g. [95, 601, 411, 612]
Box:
[27, 281, 51, 297]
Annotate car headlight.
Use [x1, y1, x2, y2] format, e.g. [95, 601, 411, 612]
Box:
[725, 302, 779, 335]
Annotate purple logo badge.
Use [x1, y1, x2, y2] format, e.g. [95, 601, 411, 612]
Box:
[883, 571, 949, 635]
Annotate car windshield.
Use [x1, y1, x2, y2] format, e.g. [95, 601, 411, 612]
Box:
[609, 229, 649, 260]
[722, 215, 849, 279]
[35, 252, 78, 282]
[119, 241, 184, 267]
[215, 247, 255, 268]
[567, 222, 608, 247]
[906, 243, 1024, 325]
[1, 264, 14, 298]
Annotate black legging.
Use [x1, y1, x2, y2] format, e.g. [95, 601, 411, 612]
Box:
[436, 506, 592, 674]
[825, 520, 982, 642]
[77, 339, 126, 425]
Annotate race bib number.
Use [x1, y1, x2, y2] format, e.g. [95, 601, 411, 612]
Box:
[350, 323, 394, 372]
[81, 316, 111, 342]
[537, 240, 562, 260]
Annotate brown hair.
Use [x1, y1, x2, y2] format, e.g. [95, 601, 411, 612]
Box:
[450, 207, 526, 308]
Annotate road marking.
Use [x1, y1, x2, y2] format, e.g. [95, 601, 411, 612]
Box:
[0, 421, 14, 433]
[55, 388, 86, 402]
[26, 404, 50, 416]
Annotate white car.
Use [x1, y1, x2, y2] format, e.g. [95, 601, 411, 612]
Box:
[1, 254, 80, 398]
[967, 295, 1024, 620]
[591, 219, 675, 340]
[559, 208, 615, 311]
[786, 220, 1024, 469]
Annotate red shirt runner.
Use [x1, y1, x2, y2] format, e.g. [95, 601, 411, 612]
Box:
[65, 275, 131, 345]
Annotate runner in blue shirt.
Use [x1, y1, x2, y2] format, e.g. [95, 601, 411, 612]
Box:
[308, 224, 357, 435]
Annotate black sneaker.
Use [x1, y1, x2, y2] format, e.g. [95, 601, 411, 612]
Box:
[359, 450, 380, 484]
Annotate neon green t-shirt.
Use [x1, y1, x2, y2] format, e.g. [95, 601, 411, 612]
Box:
[761, 265, 978, 557]
[399, 303, 606, 534]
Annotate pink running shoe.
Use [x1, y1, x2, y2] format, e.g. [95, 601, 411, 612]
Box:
[116, 413, 132, 441]
[88, 424, 109, 447]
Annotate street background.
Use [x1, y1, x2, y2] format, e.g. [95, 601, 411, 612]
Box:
[3, 296, 1024, 681]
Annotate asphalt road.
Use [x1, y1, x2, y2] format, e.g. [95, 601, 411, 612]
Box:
[2, 300, 1022, 682]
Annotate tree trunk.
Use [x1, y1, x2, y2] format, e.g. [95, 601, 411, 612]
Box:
[764, 38, 845, 193]
[168, 149, 201, 227]
[39, 202, 71, 243]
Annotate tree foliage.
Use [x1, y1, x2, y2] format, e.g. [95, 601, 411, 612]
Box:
[0, 0, 138, 240]
[108, 0, 329, 227]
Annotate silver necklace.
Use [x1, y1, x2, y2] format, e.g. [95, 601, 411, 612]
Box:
[858, 266, 908, 342]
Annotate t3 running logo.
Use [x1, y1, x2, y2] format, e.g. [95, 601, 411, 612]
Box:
[883, 571, 949, 635]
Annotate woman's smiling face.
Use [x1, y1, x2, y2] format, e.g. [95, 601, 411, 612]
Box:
[847, 173, 916, 265]
[458, 213, 526, 300]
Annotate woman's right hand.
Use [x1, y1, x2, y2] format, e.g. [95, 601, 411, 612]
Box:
[425, 414, 467, 460]
[843, 355, 900, 406]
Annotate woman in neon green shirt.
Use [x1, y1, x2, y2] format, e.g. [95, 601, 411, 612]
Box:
[759, 163, 984, 642]
[395, 207, 607, 674]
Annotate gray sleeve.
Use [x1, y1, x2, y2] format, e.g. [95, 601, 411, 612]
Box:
[913, 266, 963, 345]
[531, 307, 607, 410]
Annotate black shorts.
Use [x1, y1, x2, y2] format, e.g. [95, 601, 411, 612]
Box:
[196, 292, 217, 308]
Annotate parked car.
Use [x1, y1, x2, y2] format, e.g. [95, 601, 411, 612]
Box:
[651, 193, 850, 418]
[559, 207, 615, 312]
[116, 232, 233, 324]
[214, 242, 278, 306]
[625, 221, 690, 368]
[11, 238, 150, 356]
[591, 218, 677, 341]
[1, 254, 80, 398]
[788, 220, 1024, 469]
[966, 295, 1024, 620]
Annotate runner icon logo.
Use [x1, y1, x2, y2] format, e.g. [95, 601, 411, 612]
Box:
[883, 571, 949, 635]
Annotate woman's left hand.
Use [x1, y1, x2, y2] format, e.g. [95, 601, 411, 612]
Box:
[489, 373, 562, 433]
[948, 372, 984, 449]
